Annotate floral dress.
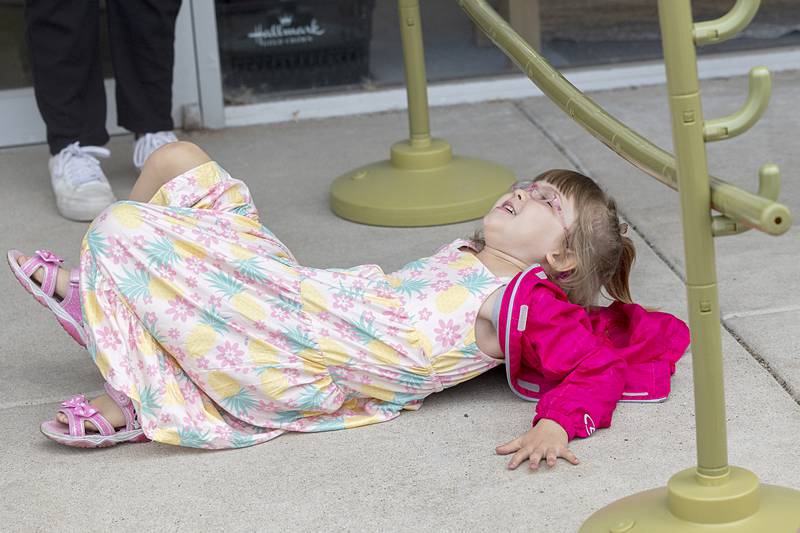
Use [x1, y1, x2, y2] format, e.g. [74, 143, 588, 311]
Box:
[79, 161, 511, 449]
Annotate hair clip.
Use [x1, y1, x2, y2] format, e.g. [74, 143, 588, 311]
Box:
[619, 223, 628, 235]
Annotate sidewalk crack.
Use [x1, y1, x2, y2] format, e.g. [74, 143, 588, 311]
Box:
[0, 389, 106, 411]
[722, 321, 800, 406]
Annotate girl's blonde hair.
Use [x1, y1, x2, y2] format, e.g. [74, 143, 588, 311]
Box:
[468, 169, 636, 308]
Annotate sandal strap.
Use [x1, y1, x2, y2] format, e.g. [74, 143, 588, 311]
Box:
[58, 407, 85, 437]
[20, 250, 63, 298]
[57, 407, 116, 437]
[58, 394, 116, 437]
[104, 382, 140, 431]
[59, 269, 84, 326]
[84, 412, 116, 435]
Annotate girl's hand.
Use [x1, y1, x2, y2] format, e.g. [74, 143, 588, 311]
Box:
[496, 418, 580, 470]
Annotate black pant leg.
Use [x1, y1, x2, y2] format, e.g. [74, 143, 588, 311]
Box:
[106, 0, 182, 134]
[25, 0, 108, 155]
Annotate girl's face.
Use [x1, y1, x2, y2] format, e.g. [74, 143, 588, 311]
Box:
[482, 181, 577, 268]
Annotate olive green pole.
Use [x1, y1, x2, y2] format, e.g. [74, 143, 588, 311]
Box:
[399, 0, 432, 148]
[328, 0, 516, 227]
[660, 0, 729, 481]
[459, 0, 800, 529]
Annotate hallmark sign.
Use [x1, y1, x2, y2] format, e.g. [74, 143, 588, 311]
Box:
[247, 14, 326, 47]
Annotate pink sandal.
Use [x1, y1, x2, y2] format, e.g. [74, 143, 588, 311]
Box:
[7, 249, 87, 347]
[40, 382, 150, 448]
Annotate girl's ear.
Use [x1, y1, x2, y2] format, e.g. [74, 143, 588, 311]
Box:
[545, 249, 577, 273]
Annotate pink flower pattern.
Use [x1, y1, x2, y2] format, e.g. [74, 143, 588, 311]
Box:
[157, 264, 177, 282]
[432, 279, 450, 292]
[107, 237, 131, 265]
[165, 295, 194, 322]
[332, 293, 356, 312]
[192, 227, 218, 247]
[185, 257, 207, 274]
[434, 318, 460, 346]
[215, 341, 244, 367]
[97, 326, 121, 350]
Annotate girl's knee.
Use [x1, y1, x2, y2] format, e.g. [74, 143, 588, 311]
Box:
[148, 141, 211, 179]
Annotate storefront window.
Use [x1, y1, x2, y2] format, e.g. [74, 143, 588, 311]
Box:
[0, 1, 114, 91]
[215, 0, 799, 106]
[541, 0, 800, 69]
[215, 0, 377, 104]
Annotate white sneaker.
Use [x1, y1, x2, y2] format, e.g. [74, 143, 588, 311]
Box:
[49, 142, 116, 222]
[133, 131, 178, 171]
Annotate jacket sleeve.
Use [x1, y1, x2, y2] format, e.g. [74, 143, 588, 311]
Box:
[525, 287, 627, 440]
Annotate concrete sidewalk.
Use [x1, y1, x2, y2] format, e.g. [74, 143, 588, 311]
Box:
[1, 68, 798, 531]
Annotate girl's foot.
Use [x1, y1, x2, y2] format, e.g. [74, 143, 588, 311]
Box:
[13, 253, 121, 433]
[55, 393, 125, 431]
[42, 383, 148, 447]
[9, 250, 87, 347]
[16, 254, 70, 301]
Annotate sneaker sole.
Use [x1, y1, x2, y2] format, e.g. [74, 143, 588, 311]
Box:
[56, 195, 116, 222]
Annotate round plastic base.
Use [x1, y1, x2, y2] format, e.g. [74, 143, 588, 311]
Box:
[580, 467, 800, 532]
[329, 139, 516, 227]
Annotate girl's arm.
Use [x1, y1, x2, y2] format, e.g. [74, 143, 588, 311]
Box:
[478, 286, 503, 323]
[524, 287, 627, 440]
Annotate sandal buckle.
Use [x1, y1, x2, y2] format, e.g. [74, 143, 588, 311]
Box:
[34, 249, 64, 265]
[61, 394, 98, 418]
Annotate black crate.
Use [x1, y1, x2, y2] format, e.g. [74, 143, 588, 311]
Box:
[216, 0, 375, 94]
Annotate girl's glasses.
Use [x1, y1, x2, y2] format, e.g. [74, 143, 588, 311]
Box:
[525, 182, 570, 247]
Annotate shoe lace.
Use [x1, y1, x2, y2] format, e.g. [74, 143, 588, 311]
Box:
[133, 131, 178, 169]
[54, 142, 111, 187]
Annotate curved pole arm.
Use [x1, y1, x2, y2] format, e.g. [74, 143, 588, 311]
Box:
[704, 67, 771, 142]
[712, 164, 782, 236]
[693, 0, 761, 46]
[458, 0, 791, 236]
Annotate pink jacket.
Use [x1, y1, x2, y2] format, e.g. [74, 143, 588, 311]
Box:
[496, 264, 690, 440]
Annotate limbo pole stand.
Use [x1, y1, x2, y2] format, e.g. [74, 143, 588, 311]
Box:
[329, 0, 516, 227]
[459, 0, 799, 530]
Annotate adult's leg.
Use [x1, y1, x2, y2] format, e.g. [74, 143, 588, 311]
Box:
[128, 141, 211, 202]
[24, 0, 108, 154]
[106, 0, 182, 135]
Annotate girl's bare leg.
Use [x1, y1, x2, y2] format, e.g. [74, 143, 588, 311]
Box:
[128, 141, 212, 202]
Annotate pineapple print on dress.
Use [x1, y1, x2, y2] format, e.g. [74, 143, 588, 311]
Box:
[109, 201, 145, 229]
[206, 269, 266, 322]
[436, 270, 496, 311]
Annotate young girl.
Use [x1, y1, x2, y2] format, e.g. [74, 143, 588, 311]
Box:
[8, 141, 687, 470]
